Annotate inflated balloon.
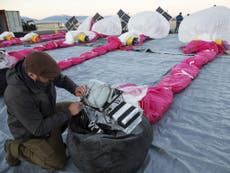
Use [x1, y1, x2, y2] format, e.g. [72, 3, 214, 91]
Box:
[179, 6, 230, 43]
[128, 11, 170, 39]
[77, 16, 93, 32]
[92, 15, 122, 36]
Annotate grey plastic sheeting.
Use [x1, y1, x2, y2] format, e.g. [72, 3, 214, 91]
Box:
[4, 38, 108, 52]
[0, 34, 230, 173]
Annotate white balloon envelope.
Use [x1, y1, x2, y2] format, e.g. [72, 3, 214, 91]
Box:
[179, 6, 230, 43]
[128, 11, 170, 39]
[92, 15, 122, 36]
[77, 16, 93, 32]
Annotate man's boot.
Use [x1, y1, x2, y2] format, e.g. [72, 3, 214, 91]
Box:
[4, 139, 21, 166]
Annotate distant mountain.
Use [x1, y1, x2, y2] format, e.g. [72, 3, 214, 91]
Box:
[77, 16, 88, 22]
[22, 15, 88, 24]
[21, 16, 38, 22]
[37, 15, 72, 23]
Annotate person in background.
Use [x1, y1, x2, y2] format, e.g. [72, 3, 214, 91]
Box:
[4, 51, 87, 169]
[174, 12, 184, 33]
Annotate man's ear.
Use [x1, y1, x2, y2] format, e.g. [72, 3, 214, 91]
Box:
[27, 72, 38, 81]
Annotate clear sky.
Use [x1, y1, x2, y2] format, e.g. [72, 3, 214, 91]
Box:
[1, 0, 230, 19]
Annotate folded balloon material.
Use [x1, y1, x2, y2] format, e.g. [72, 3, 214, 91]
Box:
[0, 49, 17, 69]
[82, 80, 142, 134]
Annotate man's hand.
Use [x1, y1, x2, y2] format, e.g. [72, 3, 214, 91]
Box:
[75, 85, 87, 97]
[68, 102, 83, 116]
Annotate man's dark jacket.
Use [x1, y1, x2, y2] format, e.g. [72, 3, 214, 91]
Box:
[176, 14, 183, 23]
[4, 60, 77, 140]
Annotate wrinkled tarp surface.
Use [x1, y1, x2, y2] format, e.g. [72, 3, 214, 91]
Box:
[0, 34, 230, 173]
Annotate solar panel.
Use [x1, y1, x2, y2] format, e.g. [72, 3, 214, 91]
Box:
[117, 9, 130, 33]
[156, 7, 164, 14]
[65, 16, 80, 31]
[162, 12, 172, 21]
[156, 6, 172, 21]
[93, 13, 104, 22]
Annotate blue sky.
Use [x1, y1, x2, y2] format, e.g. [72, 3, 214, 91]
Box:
[1, 0, 230, 19]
